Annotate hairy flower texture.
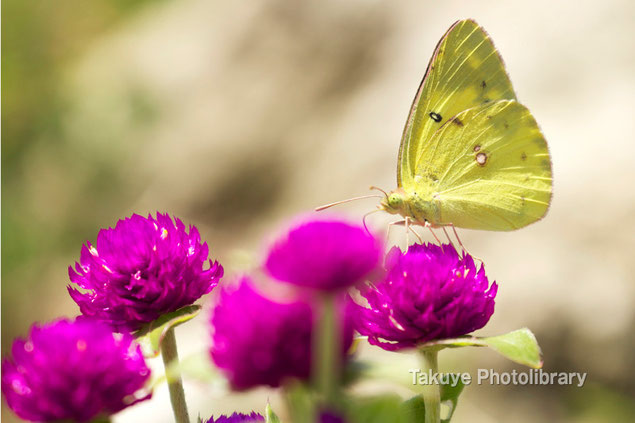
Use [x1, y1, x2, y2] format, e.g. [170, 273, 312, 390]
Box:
[203, 412, 264, 423]
[265, 218, 382, 291]
[1, 319, 150, 422]
[210, 278, 353, 390]
[68, 213, 223, 332]
[355, 243, 498, 351]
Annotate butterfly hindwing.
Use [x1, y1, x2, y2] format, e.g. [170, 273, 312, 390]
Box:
[415, 100, 552, 230]
[398, 19, 516, 187]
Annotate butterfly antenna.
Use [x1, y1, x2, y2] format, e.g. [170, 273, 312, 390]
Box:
[315, 194, 383, 212]
[369, 186, 389, 199]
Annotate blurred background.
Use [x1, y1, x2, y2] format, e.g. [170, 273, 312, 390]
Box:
[3, 0, 634, 422]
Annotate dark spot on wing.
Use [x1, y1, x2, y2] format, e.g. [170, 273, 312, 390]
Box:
[429, 112, 442, 122]
[453, 117, 464, 126]
[504, 122, 509, 129]
[481, 80, 487, 89]
[521, 152, 527, 161]
[483, 98, 491, 103]
[541, 159, 551, 171]
[486, 115, 493, 119]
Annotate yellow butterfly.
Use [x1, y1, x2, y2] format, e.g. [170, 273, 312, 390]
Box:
[317, 19, 553, 233]
[376, 19, 552, 232]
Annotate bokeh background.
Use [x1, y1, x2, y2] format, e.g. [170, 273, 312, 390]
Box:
[3, 0, 634, 422]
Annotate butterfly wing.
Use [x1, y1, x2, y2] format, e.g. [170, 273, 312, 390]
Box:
[415, 100, 552, 230]
[398, 19, 516, 187]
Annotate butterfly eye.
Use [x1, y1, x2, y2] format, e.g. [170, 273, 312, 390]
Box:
[388, 194, 403, 208]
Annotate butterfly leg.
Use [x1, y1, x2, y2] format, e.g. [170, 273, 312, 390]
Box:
[448, 224, 483, 263]
[386, 219, 422, 246]
[441, 226, 457, 250]
[450, 224, 467, 253]
[405, 217, 424, 245]
[385, 219, 405, 244]
[423, 221, 442, 245]
[409, 222, 423, 244]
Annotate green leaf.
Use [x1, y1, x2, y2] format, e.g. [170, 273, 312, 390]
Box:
[419, 328, 543, 369]
[170, 351, 219, 383]
[350, 395, 411, 423]
[440, 375, 466, 422]
[134, 305, 201, 357]
[284, 382, 315, 422]
[401, 375, 466, 423]
[401, 395, 425, 423]
[265, 403, 282, 423]
[480, 328, 543, 369]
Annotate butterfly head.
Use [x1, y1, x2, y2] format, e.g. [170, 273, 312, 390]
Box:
[380, 189, 407, 216]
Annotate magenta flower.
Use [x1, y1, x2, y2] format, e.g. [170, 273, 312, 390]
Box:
[68, 212, 223, 332]
[203, 412, 264, 422]
[355, 243, 498, 351]
[1, 319, 151, 422]
[210, 278, 353, 390]
[265, 218, 382, 291]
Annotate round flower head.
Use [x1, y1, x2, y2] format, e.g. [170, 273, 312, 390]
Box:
[204, 412, 264, 423]
[355, 243, 498, 351]
[265, 218, 382, 291]
[210, 278, 353, 390]
[68, 212, 223, 332]
[1, 319, 151, 422]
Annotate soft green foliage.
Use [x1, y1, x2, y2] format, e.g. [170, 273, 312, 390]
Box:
[135, 305, 201, 357]
[171, 351, 219, 384]
[480, 328, 543, 368]
[283, 383, 316, 423]
[439, 374, 466, 421]
[419, 327, 543, 368]
[265, 403, 282, 423]
[349, 395, 412, 423]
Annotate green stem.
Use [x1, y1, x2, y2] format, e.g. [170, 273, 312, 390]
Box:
[420, 349, 440, 423]
[313, 295, 340, 407]
[160, 328, 190, 423]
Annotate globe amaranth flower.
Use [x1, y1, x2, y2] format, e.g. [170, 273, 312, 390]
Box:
[68, 212, 223, 332]
[265, 218, 382, 291]
[203, 412, 264, 422]
[1, 319, 151, 422]
[355, 243, 498, 351]
[210, 278, 353, 390]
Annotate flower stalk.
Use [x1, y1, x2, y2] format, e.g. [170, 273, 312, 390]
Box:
[161, 328, 190, 423]
[313, 295, 341, 406]
[419, 348, 440, 423]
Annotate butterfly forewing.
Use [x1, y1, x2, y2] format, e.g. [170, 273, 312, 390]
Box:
[398, 19, 516, 187]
